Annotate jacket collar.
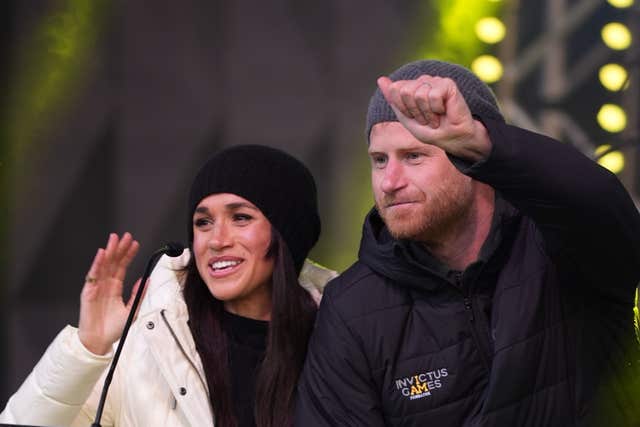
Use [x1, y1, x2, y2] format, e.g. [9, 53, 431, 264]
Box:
[141, 306, 214, 426]
[358, 193, 520, 292]
[138, 250, 214, 425]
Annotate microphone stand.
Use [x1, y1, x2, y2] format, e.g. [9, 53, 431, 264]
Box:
[91, 243, 183, 427]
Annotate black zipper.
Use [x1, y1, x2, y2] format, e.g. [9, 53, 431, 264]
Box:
[453, 273, 492, 371]
[463, 296, 475, 322]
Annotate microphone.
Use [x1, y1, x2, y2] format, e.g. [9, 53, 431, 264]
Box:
[161, 241, 186, 257]
[91, 242, 185, 427]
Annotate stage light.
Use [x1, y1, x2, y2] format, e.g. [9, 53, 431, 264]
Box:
[599, 63, 629, 91]
[475, 17, 506, 44]
[601, 22, 632, 50]
[597, 104, 627, 133]
[607, 0, 634, 8]
[595, 145, 625, 173]
[471, 55, 503, 83]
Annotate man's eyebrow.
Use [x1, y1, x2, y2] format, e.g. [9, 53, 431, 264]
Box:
[194, 206, 210, 215]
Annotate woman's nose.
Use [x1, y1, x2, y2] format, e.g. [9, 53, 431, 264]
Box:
[208, 222, 232, 250]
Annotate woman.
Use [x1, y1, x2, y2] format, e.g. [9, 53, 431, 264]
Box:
[0, 144, 336, 427]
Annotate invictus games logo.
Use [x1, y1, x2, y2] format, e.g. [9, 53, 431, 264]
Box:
[394, 368, 449, 401]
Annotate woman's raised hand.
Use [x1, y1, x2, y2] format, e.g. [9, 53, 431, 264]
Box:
[78, 233, 140, 355]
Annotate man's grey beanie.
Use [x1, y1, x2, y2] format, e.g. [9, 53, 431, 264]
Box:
[365, 59, 504, 142]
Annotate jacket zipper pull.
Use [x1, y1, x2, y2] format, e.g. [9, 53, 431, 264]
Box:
[452, 272, 474, 322]
[463, 297, 474, 322]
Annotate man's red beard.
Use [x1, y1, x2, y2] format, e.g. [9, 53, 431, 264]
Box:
[375, 180, 474, 243]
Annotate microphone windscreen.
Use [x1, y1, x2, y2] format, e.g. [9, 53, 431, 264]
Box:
[164, 242, 185, 257]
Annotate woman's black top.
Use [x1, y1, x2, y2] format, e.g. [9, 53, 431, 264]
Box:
[223, 310, 268, 427]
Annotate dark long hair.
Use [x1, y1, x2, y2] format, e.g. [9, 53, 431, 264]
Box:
[183, 227, 317, 427]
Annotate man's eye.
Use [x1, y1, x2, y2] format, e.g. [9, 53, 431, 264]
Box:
[372, 156, 387, 168]
[406, 152, 422, 162]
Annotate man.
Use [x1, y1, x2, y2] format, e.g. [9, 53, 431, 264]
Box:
[295, 60, 640, 426]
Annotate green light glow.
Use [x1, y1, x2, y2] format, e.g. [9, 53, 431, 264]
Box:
[7, 0, 109, 165]
[414, 0, 503, 65]
[635, 288, 639, 344]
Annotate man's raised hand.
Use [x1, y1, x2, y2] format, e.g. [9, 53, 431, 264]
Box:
[377, 75, 491, 161]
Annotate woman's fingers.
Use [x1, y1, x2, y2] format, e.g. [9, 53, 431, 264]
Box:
[123, 239, 140, 267]
[84, 233, 139, 287]
[85, 247, 105, 284]
[114, 234, 139, 282]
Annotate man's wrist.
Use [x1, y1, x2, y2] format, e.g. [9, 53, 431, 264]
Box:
[464, 119, 492, 162]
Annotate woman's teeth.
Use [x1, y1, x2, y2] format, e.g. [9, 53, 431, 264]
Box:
[211, 260, 241, 270]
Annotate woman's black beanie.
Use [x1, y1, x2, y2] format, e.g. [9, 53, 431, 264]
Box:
[188, 144, 321, 274]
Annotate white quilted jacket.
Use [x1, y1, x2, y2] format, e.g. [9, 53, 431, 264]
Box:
[0, 250, 336, 426]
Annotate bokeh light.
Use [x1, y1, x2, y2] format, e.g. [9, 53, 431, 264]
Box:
[595, 145, 625, 173]
[607, 0, 634, 8]
[599, 63, 629, 91]
[471, 55, 503, 83]
[475, 17, 506, 44]
[601, 22, 632, 50]
[597, 104, 627, 133]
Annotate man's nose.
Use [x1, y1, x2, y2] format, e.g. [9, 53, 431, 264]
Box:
[380, 161, 407, 194]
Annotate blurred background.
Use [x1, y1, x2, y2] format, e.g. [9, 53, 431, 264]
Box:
[1, 0, 638, 403]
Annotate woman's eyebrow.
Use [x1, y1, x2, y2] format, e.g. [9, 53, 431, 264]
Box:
[226, 202, 259, 211]
[194, 202, 259, 214]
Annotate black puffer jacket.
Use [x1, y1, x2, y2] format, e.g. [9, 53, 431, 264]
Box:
[295, 118, 640, 426]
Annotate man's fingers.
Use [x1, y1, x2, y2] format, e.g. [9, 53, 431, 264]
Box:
[379, 77, 422, 123]
[379, 75, 443, 127]
[427, 86, 447, 115]
[399, 80, 430, 125]
[377, 76, 393, 103]
[414, 82, 440, 128]
[444, 83, 473, 125]
[390, 104, 432, 139]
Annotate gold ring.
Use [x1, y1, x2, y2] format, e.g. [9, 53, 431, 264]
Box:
[85, 275, 98, 283]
